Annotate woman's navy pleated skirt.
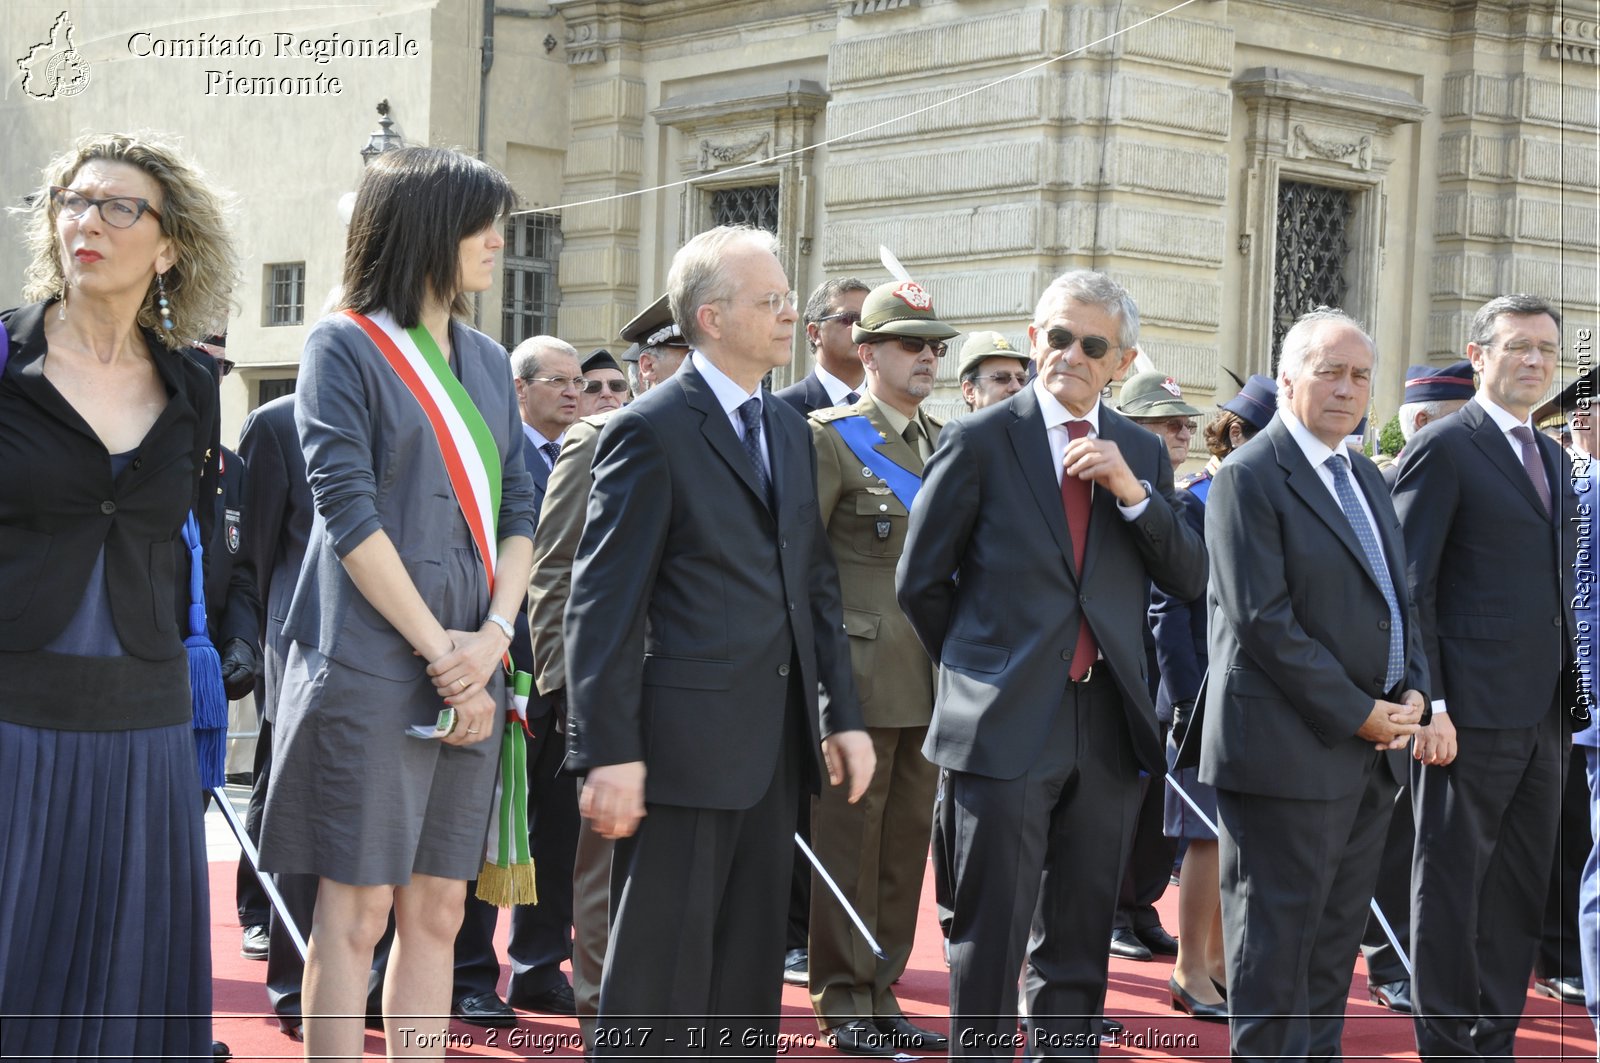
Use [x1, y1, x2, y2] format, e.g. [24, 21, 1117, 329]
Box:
[0, 719, 212, 1062]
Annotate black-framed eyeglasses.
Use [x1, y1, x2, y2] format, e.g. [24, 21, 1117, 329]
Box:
[1044, 328, 1112, 360]
[816, 310, 861, 327]
[580, 379, 631, 396]
[1148, 417, 1197, 435]
[877, 336, 947, 358]
[973, 370, 1028, 387]
[526, 375, 581, 390]
[50, 186, 162, 229]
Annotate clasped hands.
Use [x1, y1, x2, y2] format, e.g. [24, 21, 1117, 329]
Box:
[580, 730, 877, 841]
[1355, 689, 1427, 754]
[422, 624, 510, 746]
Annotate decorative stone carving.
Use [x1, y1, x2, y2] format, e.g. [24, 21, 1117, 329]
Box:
[699, 132, 770, 172]
[1547, 16, 1600, 66]
[1291, 124, 1372, 170]
[841, 0, 917, 16]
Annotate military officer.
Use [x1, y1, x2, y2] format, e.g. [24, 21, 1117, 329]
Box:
[806, 279, 957, 1057]
[957, 331, 1031, 411]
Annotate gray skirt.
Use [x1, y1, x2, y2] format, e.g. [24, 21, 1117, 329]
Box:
[258, 642, 504, 885]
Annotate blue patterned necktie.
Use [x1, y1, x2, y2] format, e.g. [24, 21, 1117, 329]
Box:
[540, 441, 562, 469]
[737, 397, 772, 504]
[842, 390, 860, 406]
[1326, 453, 1405, 691]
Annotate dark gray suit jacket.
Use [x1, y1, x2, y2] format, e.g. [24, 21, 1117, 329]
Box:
[773, 370, 833, 416]
[1198, 415, 1429, 800]
[896, 385, 1206, 779]
[563, 360, 864, 809]
[1392, 398, 1578, 730]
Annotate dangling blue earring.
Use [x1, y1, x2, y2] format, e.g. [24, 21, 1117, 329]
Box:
[156, 272, 174, 331]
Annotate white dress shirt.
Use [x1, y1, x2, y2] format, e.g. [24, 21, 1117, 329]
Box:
[521, 423, 565, 469]
[813, 363, 863, 406]
[693, 350, 771, 475]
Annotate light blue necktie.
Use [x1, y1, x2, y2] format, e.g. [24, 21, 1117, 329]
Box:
[1326, 453, 1405, 691]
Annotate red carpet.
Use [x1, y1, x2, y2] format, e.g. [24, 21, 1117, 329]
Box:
[210, 861, 1596, 1060]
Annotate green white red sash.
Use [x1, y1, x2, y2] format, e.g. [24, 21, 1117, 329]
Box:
[347, 309, 535, 906]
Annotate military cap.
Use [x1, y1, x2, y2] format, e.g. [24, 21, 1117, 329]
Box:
[1220, 373, 1278, 431]
[1117, 371, 1201, 418]
[1402, 360, 1475, 403]
[619, 294, 686, 363]
[852, 280, 960, 343]
[582, 348, 623, 375]
[957, 331, 1030, 379]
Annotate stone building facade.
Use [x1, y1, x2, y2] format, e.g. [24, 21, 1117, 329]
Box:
[2, 0, 1594, 436]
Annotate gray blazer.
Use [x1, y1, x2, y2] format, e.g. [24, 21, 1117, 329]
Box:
[1198, 415, 1429, 800]
[283, 313, 537, 682]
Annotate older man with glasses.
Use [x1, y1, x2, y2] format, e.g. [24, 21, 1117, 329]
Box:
[577, 348, 631, 417]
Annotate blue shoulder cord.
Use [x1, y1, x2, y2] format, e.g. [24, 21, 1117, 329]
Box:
[181, 511, 227, 789]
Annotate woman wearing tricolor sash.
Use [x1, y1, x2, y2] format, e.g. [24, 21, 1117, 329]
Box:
[257, 147, 536, 1060]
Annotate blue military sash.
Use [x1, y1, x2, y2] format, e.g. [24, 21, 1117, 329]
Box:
[832, 415, 923, 510]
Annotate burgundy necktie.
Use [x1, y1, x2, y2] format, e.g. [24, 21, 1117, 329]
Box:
[1061, 421, 1097, 680]
[1510, 425, 1552, 517]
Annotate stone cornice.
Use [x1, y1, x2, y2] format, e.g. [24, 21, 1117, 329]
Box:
[1234, 67, 1429, 130]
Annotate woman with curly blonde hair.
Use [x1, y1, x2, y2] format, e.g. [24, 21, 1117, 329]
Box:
[0, 131, 237, 1063]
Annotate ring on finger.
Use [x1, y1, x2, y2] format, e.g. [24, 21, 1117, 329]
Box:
[457, 677, 468, 690]
[466, 726, 480, 734]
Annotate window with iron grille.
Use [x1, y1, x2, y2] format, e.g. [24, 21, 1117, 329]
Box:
[710, 185, 780, 233]
[256, 377, 296, 405]
[503, 212, 561, 349]
[1271, 181, 1353, 371]
[264, 263, 305, 327]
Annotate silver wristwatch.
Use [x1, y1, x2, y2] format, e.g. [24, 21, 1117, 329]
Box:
[484, 612, 516, 640]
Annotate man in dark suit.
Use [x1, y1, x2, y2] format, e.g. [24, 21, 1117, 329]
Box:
[896, 269, 1205, 1057]
[806, 280, 957, 1056]
[1393, 293, 1578, 1060]
[775, 277, 871, 416]
[451, 336, 583, 1026]
[527, 295, 689, 1051]
[565, 225, 874, 1057]
[1200, 308, 1428, 1061]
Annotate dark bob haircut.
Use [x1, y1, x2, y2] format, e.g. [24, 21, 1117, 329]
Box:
[340, 146, 518, 328]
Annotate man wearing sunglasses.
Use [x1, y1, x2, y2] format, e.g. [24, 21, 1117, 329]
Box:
[805, 280, 957, 1056]
[957, 332, 1031, 412]
[577, 348, 631, 417]
[776, 279, 872, 416]
[897, 270, 1205, 1057]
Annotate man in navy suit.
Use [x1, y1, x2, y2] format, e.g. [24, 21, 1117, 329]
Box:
[452, 336, 585, 1026]
[1394, 294, 1580, 1060]
[775, 278, 870, 416]
[566, 225, 874, 1056]
[1201, 309, 1429, 1061]
[897, 270, 1205, 1057]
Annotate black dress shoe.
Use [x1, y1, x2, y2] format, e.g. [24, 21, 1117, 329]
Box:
[1109, 927, 1152, 961]
[1211, 977, 1227, 1001]
[783, 947, 809, 986]
[1135, 924, 1180, 957]
[1169, 976, 1228, 1023]
[1367, 978, 1413, 1013]
[830, 1018, 896, 1057]
[1534, 975, 1586, 1006]
[280, 1020, 304, 1042]
[240, 924, 269, 960]
[213, 1040, 232, 1062]
[452, 991, 518, 1029]
[874, 1014, 948, 1051]
[509, 980, 577, 1016]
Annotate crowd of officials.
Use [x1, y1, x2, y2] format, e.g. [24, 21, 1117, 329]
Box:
[0, 130, 1595, 1063]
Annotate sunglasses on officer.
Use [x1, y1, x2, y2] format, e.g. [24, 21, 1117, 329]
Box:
[873, 336, 947, 358]
[580, 378, 631, 396]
